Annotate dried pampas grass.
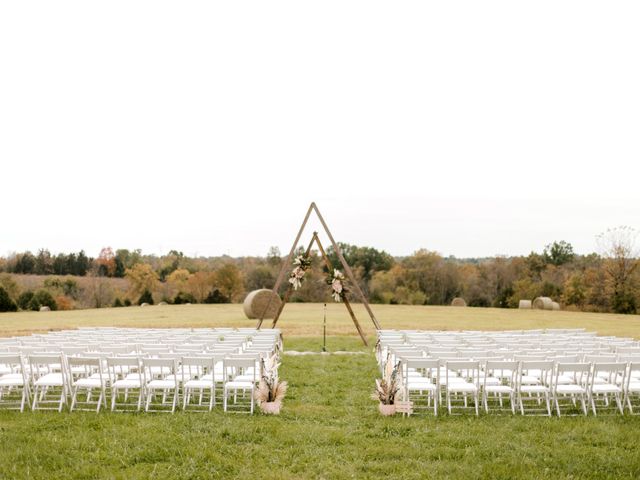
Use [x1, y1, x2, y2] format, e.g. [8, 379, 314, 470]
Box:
[255, 379, 288, 404]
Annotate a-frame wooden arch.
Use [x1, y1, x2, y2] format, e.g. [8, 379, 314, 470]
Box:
[257, 202, 381, 345]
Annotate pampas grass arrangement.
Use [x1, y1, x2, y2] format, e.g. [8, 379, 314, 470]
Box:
[372, 354, 402, 411]
[255, 354, 288, 414]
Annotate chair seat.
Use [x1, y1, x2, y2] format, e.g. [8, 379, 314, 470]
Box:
[0, 376, 24, 387]
[74, 378, 103, 388]
[147, 379, 177, 389]
[592, 384, 621, 394]
[626, 382, 640, 392]
[225, 381, 254, 389]
[34, 373, 64, 387]
[484, 377, 501, 386]
[407, 381, 437, 391]
[448, 382, 477, 393]
[555, 384, 586, 394]
[234, 375, 257, 383]
[485, 385, 513, 394]
[520, 385, 548, 393]
[113, 379, 143, 389]
[185, 379, 215, 389]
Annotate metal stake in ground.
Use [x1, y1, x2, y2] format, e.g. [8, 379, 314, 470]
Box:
[322, 303, 327, 352]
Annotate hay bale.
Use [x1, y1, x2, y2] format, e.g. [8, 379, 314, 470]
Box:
[39, 306, 51, 312]
[140, 303, 149, 307]
[243, 289, 282, 319]
[552, 302, 561, 311]
[451, 297, 467, 307]
[532, 297, 554, 310]
[518, 300, 532, 309]
[158, 301, 168, 306]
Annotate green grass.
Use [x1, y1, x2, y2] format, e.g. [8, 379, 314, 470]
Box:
[1, 306, 640, 478]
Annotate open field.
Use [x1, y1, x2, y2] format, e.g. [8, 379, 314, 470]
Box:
[1, 303, 640, 340]
[1, 305, 640, 479]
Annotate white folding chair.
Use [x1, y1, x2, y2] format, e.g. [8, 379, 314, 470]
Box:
[517, 361, 553, 416]
[444, 361, 480, 415]
[223, 358, 256, 414]
[624, 361, 640, 414]
[552, 363, 590, 416]
[403, 358, 439, 416]
[142, 357, 179, 413]
[482, 360, 518, 414]
[67, 357, 108, 412]
[108, 357, 145, 412]
[182, 357, 217, 411]
[588, 362, 626, 415]
[29, 354, 68, 412]
[0, 354, 30, 412]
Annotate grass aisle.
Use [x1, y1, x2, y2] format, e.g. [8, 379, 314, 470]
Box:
[0, 337, 639, 479]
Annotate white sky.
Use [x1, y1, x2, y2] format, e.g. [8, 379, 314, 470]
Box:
[1, 1, 639, 259]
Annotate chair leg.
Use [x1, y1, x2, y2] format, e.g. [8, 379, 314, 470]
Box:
[32, 386, 39, 411]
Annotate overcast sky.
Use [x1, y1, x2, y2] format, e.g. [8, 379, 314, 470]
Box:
[1, 1, 638, 259]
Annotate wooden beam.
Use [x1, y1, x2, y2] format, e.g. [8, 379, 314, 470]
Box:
[270, 235, 316, 329]
[257, 203, 314, 329]
[313, 233, 369, 346]
[311, 203, 381, 330]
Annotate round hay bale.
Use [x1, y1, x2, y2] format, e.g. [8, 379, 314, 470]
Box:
[158, 301, 168, 306]
[451, 297, 467, 307]
[140, 303, 149, 307]
[243, 289, 282, 319]
[551, 301, 561, 311]
[532, 297, 554, 310]
[39, 306, 51, 312]
[518, 300, 532, 309]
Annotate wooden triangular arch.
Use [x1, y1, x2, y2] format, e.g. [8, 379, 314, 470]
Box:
[257, 202, 381, 345]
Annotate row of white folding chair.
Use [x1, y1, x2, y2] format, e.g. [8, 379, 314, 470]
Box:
[400, 358, 640, 416]
[0, 353, 264, 413]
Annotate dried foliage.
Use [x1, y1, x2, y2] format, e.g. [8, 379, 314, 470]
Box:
[371, 354, 402, 405]
[254, 354, 288, 404]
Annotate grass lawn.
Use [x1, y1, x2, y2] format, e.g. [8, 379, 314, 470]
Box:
[1, 305, 640, 479]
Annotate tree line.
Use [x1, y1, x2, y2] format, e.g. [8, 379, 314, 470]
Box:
[0, 227, 638, 314]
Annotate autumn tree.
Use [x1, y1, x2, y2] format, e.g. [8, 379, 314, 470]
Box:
[214, 264, 244, 302]
[96, 247, 116, 277]
[597, 226, 639, 314]
[125, 263, 160, 300]
[167, 268, 192, 292]
[187, 271, 216, 303]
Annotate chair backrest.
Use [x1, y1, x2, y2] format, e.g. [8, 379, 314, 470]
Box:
[180, 356, 215, 381]
[584, 355, 617, 363]
[519, 360, 554, 385]
[445, 361, 480, 384]
[0, 354, 28, 383]
[591, 362, 627, 383]
[554, 362, 591, 387]
[67, 356, 105, 385]
[223, 358, 257, 382]
[28, 354, 66, 382]
[405, 358, 440, 370]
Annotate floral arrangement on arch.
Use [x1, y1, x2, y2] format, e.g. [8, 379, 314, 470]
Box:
[327, 269, 348, 302]
[288, 255, 312, 290]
